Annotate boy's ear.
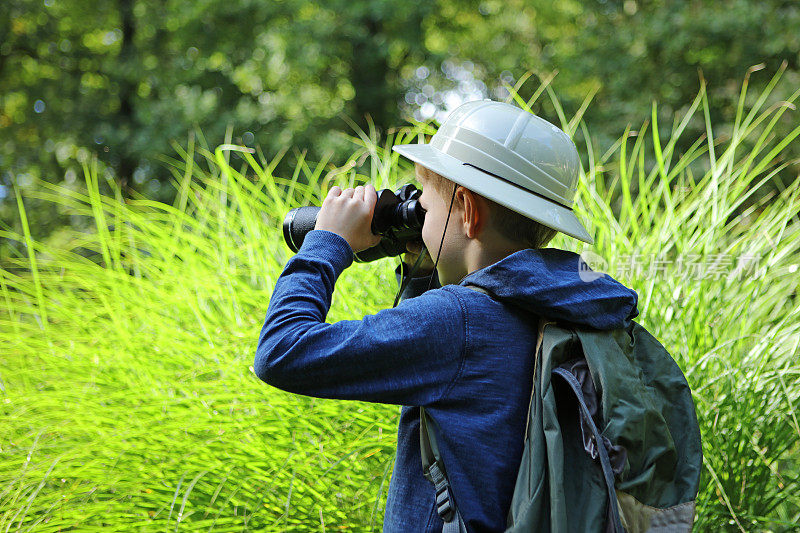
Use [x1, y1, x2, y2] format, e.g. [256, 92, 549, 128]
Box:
[457, 187, 489, 239]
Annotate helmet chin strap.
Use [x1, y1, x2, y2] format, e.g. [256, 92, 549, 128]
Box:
[426, 182, 459, 291]
[392, 181, 459, 308]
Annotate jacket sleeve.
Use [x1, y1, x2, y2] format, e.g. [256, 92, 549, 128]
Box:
[394, 262, 441, 303]
[254, 229, 465, 407]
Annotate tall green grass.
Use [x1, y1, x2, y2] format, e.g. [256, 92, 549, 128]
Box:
[2, 69, 799, 531]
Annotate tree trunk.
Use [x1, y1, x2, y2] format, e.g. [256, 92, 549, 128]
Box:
[116, 0, 136, 197]
[349, 15, 394, 136]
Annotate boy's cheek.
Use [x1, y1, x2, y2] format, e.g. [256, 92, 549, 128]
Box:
[420, 223, 433, 253]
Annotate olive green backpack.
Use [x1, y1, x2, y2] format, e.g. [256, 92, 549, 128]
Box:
[420, 290, 703, 532]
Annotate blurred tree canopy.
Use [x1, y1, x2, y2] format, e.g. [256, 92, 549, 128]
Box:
[1, 0, 798, 243]
[1, 0, 434, 196]
[421, 0, 799, 153]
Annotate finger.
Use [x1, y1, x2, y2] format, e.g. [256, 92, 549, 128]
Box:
[340, 188, 355, 198]
[365, 184, 377, 207]
[327, 186, 342, 198]
[353, 185, 365, 202]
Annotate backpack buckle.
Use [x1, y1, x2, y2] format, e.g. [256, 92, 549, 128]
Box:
[426, 461, 456, 522]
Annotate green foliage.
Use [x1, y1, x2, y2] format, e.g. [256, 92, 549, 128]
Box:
[3, 0, 799, 252]
[0, 0, 434, 182]
[2, 75, 800, 530]
[0, 0, 432, 245]
[431, 0, 800, 139]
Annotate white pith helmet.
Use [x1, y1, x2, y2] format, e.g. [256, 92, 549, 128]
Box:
[392, 99, 594, 245]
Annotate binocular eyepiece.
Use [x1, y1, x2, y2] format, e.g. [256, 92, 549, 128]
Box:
[282, 184, 426, 262]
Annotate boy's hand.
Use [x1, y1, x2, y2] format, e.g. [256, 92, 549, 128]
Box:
[315, 185, 383, 253]
[402, 240, 436, 276]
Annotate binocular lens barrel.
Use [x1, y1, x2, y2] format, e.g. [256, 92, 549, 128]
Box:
[282, 206, 320, 253]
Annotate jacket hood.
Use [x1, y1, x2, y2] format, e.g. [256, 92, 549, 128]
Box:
[458, 247, 639, 331]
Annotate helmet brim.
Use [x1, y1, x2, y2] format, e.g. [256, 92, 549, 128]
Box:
[393, 143, 595, 245]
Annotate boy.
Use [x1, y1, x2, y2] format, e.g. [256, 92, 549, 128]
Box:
[255, 100, 639, 532]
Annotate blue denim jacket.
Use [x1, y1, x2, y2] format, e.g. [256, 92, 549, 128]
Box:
[255, 229, 639, 532]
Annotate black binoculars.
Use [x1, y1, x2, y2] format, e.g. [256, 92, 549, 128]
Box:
[282, 184, 426, 262]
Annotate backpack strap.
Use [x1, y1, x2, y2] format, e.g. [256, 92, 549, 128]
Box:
[551, 366, 626, 533]
[420, 406, 468, 532]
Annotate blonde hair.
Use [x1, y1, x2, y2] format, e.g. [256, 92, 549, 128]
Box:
[418, 165, 558, 249]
